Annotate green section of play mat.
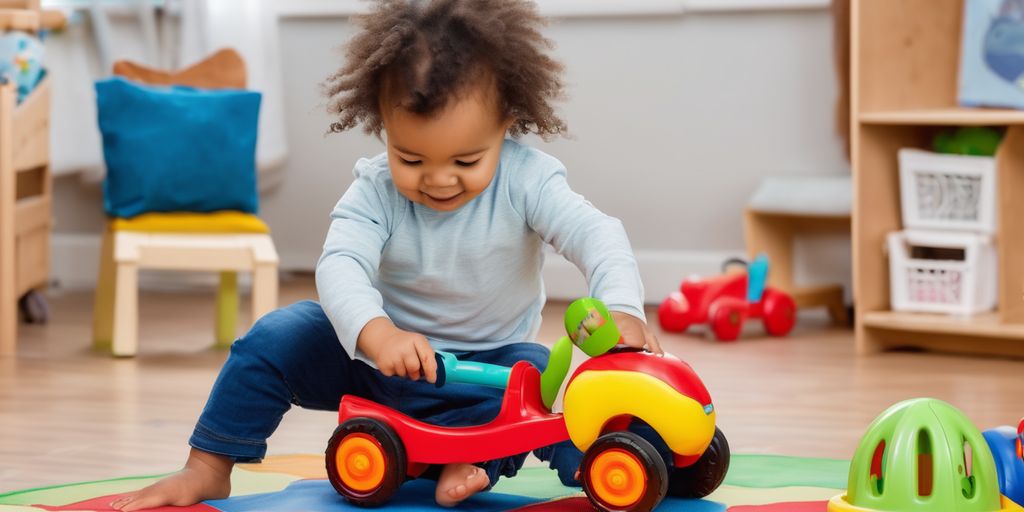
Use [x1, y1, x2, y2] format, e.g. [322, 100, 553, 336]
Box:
[0, 454, 850, 507]
[0, 475, 165, 507]
[0, 469, 299, 507]
[722, 454, 849, 490]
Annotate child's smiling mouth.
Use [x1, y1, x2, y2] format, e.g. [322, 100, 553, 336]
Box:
[424, 191, 463, 204]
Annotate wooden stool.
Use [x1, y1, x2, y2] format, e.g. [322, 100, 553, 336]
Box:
[92, 212, 279, 357]
[744, 175, 852, 326]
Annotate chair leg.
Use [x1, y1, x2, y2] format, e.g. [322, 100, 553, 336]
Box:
[251, 263, 277, 326]
[215, 271, 238, 349]
[111, 261, 139, 357]
[92, 228, 116, 352]
[825, 290, 850, 327]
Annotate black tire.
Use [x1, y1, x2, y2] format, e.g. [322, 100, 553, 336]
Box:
[581, 431, 668, 512]
[326, 418, 406, 507]
[667, 427, 730, 498]
[18, 290, 49, 324]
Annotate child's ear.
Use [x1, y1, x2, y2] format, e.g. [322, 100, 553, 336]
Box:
[502, 117, 516, 134]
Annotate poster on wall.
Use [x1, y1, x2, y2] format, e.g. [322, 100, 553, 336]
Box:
[960, 0, 1024, 109]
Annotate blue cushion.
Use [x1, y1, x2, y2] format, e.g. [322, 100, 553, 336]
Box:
[95, 76, 261, 218]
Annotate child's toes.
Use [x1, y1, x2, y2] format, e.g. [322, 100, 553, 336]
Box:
[448, 483, 468, 499]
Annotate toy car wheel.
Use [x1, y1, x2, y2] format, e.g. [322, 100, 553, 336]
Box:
[326, 418, 406, 507]
[581, 431, 668, 512]
[18, 290, 49, 324]
[658, 292, 691, 333]
[761, 289, 796, 337]
[709, 299, 745, 341]
[668, 427, 731, 498]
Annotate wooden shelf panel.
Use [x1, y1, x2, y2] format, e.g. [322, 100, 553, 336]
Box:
[860, 108, 1024, 125]
[862, 311, 1024, 340]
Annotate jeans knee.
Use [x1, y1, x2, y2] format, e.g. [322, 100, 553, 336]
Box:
[232, 300, 337, 366]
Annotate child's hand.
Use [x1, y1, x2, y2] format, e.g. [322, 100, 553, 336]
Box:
[610, 312, 664, 355]
[358, 318, 438, 383]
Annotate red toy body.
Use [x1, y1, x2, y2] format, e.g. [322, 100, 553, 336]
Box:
[336, 362, 566, 468]
[326, 349, 729, 512]
[658, 261, 797, 341]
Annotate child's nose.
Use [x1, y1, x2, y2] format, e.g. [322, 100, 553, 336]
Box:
[424, 169, 458, 187]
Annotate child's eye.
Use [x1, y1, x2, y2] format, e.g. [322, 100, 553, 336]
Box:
[455, 159, 480, 168]
[399, 158, 422, 166]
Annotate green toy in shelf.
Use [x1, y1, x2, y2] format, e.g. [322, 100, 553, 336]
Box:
[933, 127, 1004, 156]
[828, 398, 1022, 512]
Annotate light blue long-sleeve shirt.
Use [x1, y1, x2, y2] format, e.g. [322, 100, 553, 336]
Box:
[316, 139, 645, 363]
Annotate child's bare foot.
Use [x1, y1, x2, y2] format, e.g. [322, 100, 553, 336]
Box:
[435, 463, 490, 507]
[110, 448, 233, 511]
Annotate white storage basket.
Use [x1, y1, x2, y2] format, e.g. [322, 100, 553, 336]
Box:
[898, 149, 997, 234]
[887, 230, 997, 315]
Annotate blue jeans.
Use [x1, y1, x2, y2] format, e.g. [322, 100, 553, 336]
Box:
[189, 300, 583, 487]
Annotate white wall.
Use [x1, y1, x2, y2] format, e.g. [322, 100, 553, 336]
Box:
[50, 5, 850, 303]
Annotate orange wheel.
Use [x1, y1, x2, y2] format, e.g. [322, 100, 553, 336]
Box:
[588, 449, 647, 507]
[582, 431, 667, 512]
[326, 418, 406, 507]
[335, 433, 386, 492]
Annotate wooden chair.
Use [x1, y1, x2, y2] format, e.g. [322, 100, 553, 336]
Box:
[91, 49, 279, 356]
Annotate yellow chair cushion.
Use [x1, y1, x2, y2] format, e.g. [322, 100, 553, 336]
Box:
[110, 211, 270, 234]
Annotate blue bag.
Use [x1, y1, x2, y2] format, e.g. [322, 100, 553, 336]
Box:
[95, 77, 261, 218]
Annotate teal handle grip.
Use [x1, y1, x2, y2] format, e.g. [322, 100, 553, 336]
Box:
[433, 351, 511, 389]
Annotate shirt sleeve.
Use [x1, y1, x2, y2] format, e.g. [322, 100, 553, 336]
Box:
[315, 160, 394, 359]
[512, 155, 646, 321]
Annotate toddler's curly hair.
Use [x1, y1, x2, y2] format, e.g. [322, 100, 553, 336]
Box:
[323, 0, 566, 139]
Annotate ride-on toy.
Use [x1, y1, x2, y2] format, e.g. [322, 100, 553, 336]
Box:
[658, 254, 797, 341]
[326, 298, 730, 511]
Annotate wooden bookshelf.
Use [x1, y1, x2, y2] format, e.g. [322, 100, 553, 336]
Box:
[852, 0, 1024, 355]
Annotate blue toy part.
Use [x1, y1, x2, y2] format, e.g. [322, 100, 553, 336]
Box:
[747, 253, 770, 303]
[433, 351, 511, 389]
[983, 425, 1024, 505]
[0, 31, 44, 103]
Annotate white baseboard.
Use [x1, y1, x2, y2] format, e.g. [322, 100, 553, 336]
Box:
[51, 233, 741, 304]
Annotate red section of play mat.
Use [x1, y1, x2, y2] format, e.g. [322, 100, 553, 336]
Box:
[508, 496, 596, 511]
[728, 501, 828, 511]
[34, 493, 220, 512]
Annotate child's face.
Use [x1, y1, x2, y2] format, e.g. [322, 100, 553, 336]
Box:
[381, 84, 510, 212]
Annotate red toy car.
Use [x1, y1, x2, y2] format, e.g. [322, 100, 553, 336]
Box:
[325, 300, 730, 512]
[658, 255, 796, 341]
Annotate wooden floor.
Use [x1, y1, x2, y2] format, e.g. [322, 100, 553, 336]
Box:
[2, 274, 1023, 493]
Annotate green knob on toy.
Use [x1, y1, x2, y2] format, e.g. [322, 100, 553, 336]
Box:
[563, 297, 621, 357]
[829, 398, 1014, 512]
[539, 336, 572, 410]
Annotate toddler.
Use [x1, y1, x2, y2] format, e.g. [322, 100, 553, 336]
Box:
[112, 0, 660, 509]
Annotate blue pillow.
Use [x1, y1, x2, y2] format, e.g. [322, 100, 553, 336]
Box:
[95, 76, 261, 218]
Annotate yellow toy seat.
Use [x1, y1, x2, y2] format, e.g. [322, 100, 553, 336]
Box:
[92, 211, 279, 356]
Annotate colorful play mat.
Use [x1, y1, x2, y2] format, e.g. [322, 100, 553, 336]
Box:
[0, 454, 851, 511]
